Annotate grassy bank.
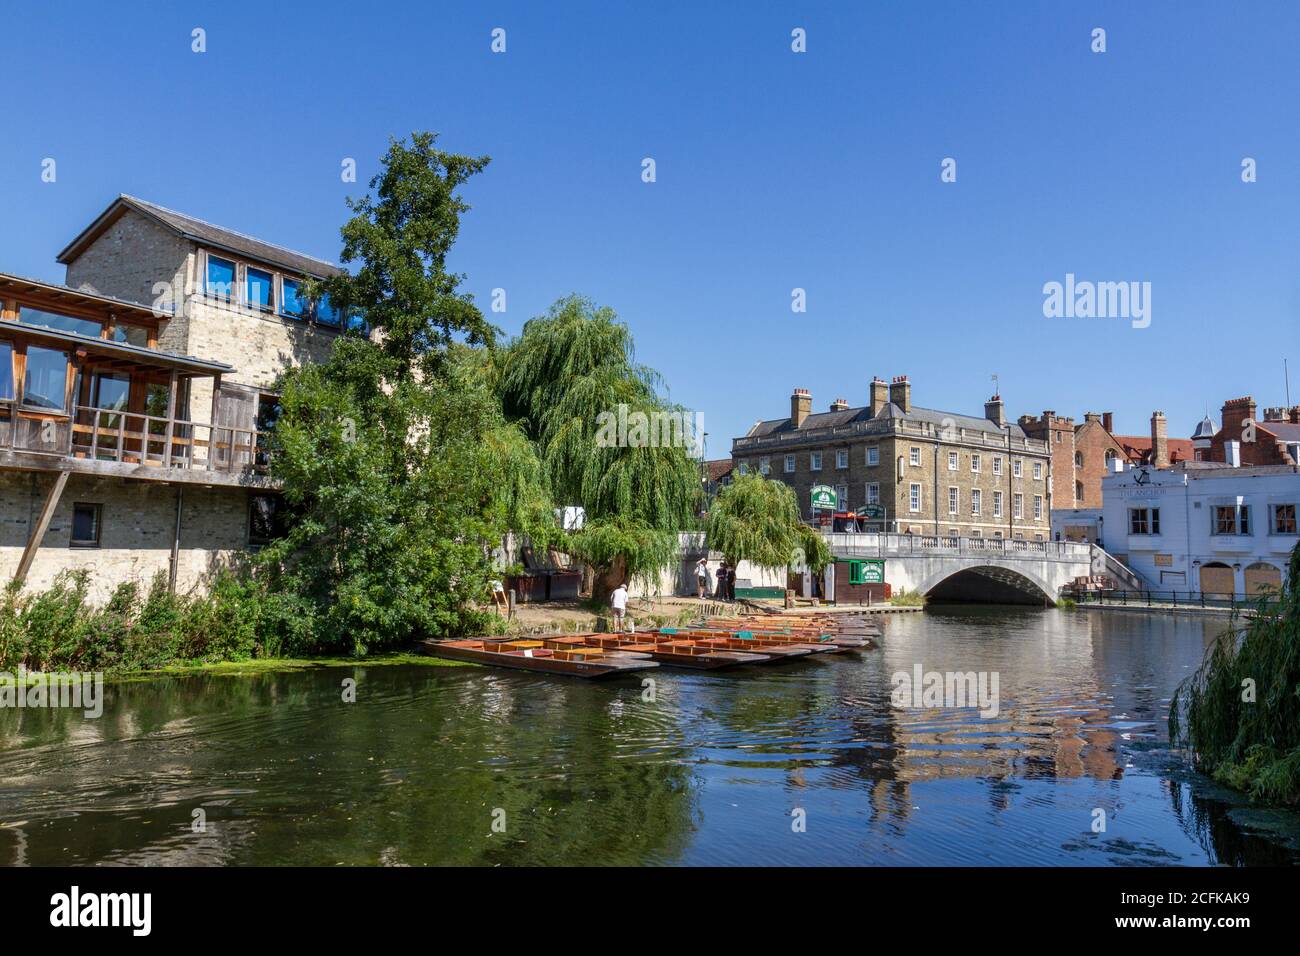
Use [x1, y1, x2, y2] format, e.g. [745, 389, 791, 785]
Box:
[1171, 544, 1300, 805]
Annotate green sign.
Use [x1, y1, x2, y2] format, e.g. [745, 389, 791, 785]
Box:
[848, 559, 885, 585]
[857, 505, 885, 519]
[810, 484, 838, 510]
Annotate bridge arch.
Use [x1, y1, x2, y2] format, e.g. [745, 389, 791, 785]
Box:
[916, 563, 1056, 606]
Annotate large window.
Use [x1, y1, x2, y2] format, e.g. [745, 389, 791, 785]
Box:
[759, 456, 770, 475]
[1214, 505, 1248, 535]
[23, 346, 69, 411]
[1014, 493, 1023, 519]
[1273, 504, 1297, 535]
[246, 267, 274, 311]
[206, 255, 236, 299]
[866, 482, 879, 505]
[18, 306, 101, 338]
[314, 294, 340, 327]
[993, 490, 1003, 518]
[784, 454, 795, 473]
[281, 277, 306, 318]
[1034, 495, 1043, 520]
[909, 483, 921, 512]
[865, 446, 879, 466]
[948, 451, 958, 471]
[992, 457, 1002, 476]
[948, 486, 958, 515]
[111, 324, 150, 347]
[836, 449, 848, 469]
[971, 489, 982, 515]
[810, 452, 822, 471]
[0, 342, 13, 400]
[909, 447, 920, 467]
[1130, 507, 1160, 535]
[971, 453, 981, 473]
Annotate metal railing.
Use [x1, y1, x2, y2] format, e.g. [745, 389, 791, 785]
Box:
[1071, 588, 1283, 612]
[825, 532, 1090, 561]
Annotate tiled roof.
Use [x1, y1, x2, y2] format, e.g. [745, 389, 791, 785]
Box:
[706, 459, 734, 481]
[1113, 434, 1196, 464]
[744, 402, 1026, 439]
[58, 195, 344, 278]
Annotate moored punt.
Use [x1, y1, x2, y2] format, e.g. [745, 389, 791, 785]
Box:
[657, 627, 841, 655]
[693, 619, 876, 650]
[545, 633, 770, 670]
[420, 638, 659, 678]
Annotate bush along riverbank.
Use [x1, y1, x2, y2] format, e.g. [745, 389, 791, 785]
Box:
[0, 570, 488, 675]
[1171, 543, 1300, 805]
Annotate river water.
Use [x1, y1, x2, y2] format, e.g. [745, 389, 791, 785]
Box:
[2, 606, 1298, 866]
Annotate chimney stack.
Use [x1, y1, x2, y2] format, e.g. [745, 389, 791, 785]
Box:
[1084, 412, 1101, 425]
[869, 377, 889, 417]
[829, 397, 850, 412]
[791, 388, 812, 428]
[1102, 412, 1114, 432]
[1151, 411, 1169, 468]
[1291, 406, 1300, 424]
[984, 394, 1005, 426]
[1222, 396, 1257, 436]
[889, 375, 911, 413]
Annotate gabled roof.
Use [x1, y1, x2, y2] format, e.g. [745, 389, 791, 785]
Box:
[744, 401, 1026, 440]
[705, 459, 734, 482]
[57, 195, 344, 278]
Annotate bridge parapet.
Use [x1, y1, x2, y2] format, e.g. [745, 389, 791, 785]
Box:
[825, 533, 1090, 563]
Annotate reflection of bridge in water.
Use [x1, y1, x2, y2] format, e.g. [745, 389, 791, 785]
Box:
[825, 533, 1094, 604]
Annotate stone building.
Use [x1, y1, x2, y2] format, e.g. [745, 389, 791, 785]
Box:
[0, 195, 352, 602]
[731, 376, 1054, 539]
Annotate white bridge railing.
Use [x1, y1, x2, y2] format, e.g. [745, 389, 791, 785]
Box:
[825, 533, 1091, 562]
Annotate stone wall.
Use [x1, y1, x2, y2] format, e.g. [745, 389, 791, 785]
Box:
[0, 473, 252, 605]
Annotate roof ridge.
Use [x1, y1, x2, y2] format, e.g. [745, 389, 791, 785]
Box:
[121, 194, 340, 269]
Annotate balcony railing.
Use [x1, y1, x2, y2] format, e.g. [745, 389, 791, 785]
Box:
[0, 402, 269, 475]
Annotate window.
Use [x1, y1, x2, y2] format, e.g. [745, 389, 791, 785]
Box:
[865, 446, 879, 466]
[970, 529, 982, 537]
[1130, 507, 1160, 535]
[1032, 462, 1041, 480]
[759, 456, 770, 475]
[784, 454, 795, 473]
[1013, 458, 1023, 478]
[836, 449, 848, 469]
[1033, 495, 1043, 520]
[1013, 493, 1023, 519]
[1104, 449, 1117, 466]
[1074, 451, 1083, 467]
[1273, 504, 1297, 534]
[18, 306, 102, 338]
[1214, 506, 1237, 535]
[281, 277, 306, 318]
[346, 309, 370, 335]
[246, 267, 274, 311]
[848, 561, 866, 585]
[737, 461, 749, 476]
[249, 494, 288, 547]
[810, 452, 822, 471]
[909, 447, 920, 467]
[993, 490, 1003, 518]
[314, 294, 341, 327]
[206, 255, 236, 299]
[948, 451, 958, 471]
[971, 489, 982, 515]
[70, 503, 101, 548]
[1240, 505, 1251, 535]
[0, 342, 13, 400]
[909, 483, 921, 512]
[23, 346, 68, 411]
[992, 457, 1002, 476]
[1075, 481, 1084, 501]
[866, 482, 880, 505]
[111, 324, 150, 347]
[971, 453, 981, 473]
[836, 484, 848, 508]
[948, 486, 959, 515]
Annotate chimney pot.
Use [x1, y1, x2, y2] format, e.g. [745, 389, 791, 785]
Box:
[888, 375, 912, 413]
[791, 388, 812, 427]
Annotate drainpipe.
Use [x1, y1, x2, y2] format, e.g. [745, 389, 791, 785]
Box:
[169, 485, 183, 593]
[933, 441, 940, 535]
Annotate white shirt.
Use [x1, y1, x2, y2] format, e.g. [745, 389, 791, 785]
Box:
[610, 587, 628, 611]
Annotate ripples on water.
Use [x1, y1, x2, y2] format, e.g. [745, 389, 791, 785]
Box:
[2, 606, 1298, 866]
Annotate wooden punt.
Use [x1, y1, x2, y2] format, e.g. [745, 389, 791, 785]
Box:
[693, 620, 875, 650]
[659, 627, 841, 655]
[419, 638, 659, 678]
[544, 633, 770, 670]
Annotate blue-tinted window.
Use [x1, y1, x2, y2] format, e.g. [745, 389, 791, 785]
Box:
[315, 294, 340, 327]
[18, 307, 102, 338]
[23, 346, 69, 411]
[281, 278, 306, 318]
[346, 310, 369, 335]
[0, 342, 13, 400]
[111, 324, 150, 347]
[246, 267, 274, 311]
[206, 255, 235, 299]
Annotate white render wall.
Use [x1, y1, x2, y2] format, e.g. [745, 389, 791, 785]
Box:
[1101, 465, 1300, 594]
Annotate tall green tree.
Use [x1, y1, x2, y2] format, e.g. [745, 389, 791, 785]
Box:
[261, 134, 553, 653]
[705, 473, 832, 573]
[496, 295, 702, 599]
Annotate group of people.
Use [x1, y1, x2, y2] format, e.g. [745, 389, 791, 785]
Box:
[694, 557, 736, 602]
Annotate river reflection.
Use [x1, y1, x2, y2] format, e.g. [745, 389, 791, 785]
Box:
[1, 607, 1297, 866]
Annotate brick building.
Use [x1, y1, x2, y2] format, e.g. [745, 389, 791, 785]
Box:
[732, 376, 1054, 539]
[1207, 396, 1300, 466]
[0, 195, 353, 601]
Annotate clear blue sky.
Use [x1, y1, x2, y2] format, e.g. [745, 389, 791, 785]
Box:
[3, 1, 1298, 454]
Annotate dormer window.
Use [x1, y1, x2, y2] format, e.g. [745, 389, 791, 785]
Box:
[246, 267, 274, 312]
[206, 255, 236, 300]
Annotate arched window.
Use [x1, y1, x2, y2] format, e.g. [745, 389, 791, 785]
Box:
[1104, 449, 1116, 464]
[1075, 480, 1084, 501]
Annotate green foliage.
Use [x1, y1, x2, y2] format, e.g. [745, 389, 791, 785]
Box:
[887, 589, 926, 607]
[0, 571, 277, 673]
[564, 519, 680, 594]
[1170, 542, 1300, 804]
[705, 473, 829, 572]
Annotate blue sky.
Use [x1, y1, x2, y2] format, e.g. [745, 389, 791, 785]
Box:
[3, 1, 1298, 454]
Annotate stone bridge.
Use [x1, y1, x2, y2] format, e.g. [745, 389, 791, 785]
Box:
[824, 533, 1094, 605]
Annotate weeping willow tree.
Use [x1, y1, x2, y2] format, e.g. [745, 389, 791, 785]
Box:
[705, 473, 832, 575]
[1170, 543, 1300, 804]
[496, 295, 701, 600]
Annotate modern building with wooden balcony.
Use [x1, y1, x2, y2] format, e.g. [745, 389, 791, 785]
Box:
[1, 196, 351, 601]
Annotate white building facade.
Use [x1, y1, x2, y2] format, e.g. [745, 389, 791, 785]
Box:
[1100, 462, 1299, 596]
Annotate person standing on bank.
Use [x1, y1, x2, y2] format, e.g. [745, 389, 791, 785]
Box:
[610, 581, 628, 632]
[714, 562, 729, 601]
[695, 557, 709, 599]
[726, 564, 736, 602]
